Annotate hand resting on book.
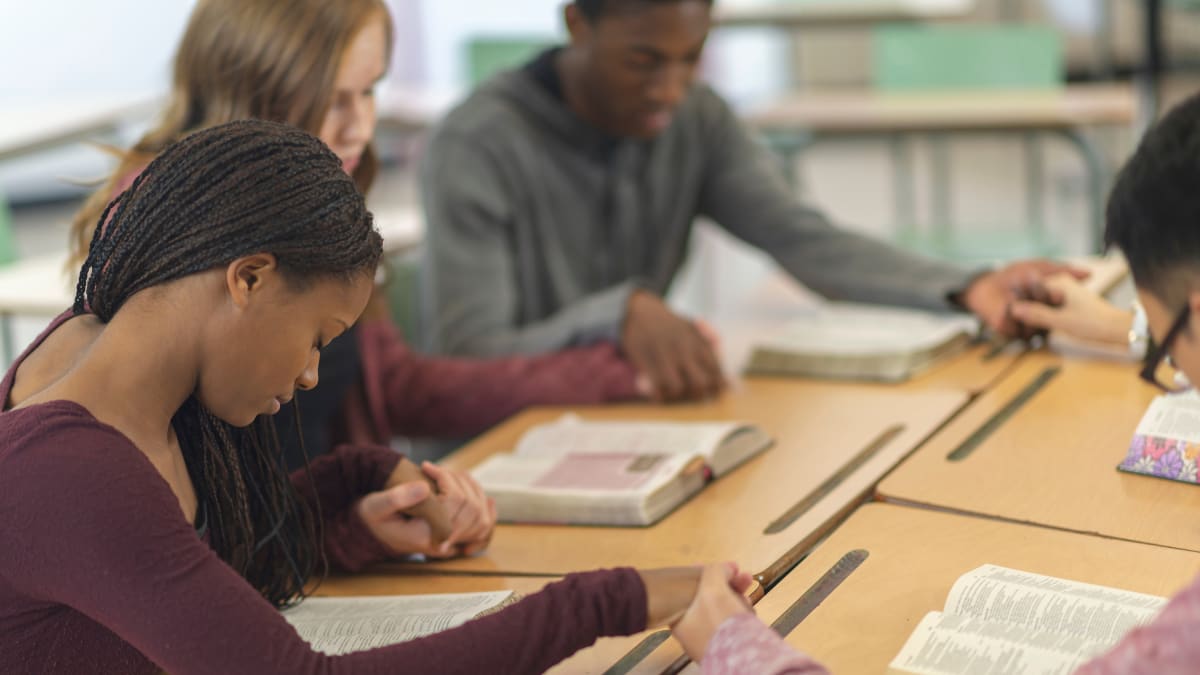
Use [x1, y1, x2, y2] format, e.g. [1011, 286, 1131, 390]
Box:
[623, 289, 726, 402]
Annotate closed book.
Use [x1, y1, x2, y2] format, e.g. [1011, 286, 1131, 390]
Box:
[746, 303, 976, 382]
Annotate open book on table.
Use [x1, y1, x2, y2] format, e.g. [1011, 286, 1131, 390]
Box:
[283, 591, 516, 655]
[744, 302, 977, 382]
[471, 414, 772, 526]
[887, 565, 1165, 675]
[1118, 390, 1200, 485]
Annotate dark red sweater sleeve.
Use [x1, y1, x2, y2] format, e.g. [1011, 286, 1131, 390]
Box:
[0, 404, 648, 674]
[359, 319, 640, 438]
[288, 444, 402, 572]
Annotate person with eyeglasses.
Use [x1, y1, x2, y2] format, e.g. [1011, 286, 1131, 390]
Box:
[634, 92, 1200, 675]
[1015, 87, 1200, 675]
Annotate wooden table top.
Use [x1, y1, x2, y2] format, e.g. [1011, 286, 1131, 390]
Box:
[398, 379, 967, 585]
[878, 351, 1200, 552]
[647, 502, 1200, 673]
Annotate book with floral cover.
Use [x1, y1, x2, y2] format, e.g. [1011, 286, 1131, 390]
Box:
[1118, 390, 1200, 485]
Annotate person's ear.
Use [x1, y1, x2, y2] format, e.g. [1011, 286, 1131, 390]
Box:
[225, 253, 279, 309]
[564, 3, 592, 47]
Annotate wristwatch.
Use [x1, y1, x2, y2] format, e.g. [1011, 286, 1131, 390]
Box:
[1128, 301, 1149, 360]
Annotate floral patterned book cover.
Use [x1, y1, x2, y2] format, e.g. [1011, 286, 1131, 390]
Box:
[1118, 391, 1200, 485]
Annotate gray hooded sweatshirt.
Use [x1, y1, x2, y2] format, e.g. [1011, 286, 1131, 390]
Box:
[421, 50, 978, 357]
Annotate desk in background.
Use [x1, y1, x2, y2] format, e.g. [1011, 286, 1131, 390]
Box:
[373, 86, 459, 166]
[0, 252, 74, 361]
[0, 95, 158, 164]
[0, 204, 424, 364]
[714, 0, 974, 95]
[745, 84, 1137, 133]
[374, 86, 459, 136]
[715, 0, 973, 28]
[746, 83, 1138, 255]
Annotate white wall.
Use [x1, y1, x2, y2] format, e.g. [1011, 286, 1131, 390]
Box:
[0, 0, 190, 103]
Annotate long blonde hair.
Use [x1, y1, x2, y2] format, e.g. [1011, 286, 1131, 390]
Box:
[68, 0, 394, 269]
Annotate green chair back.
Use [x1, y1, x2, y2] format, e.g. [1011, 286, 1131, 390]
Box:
[465, 37, 556, 86]
[868, 25, 1068, 261]
[873, 25, 1063, 92]
[383, 248, 424, 344]
[0, 193, 18, 266]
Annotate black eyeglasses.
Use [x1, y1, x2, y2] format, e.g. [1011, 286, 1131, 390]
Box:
[1140, 304, 1192, 392]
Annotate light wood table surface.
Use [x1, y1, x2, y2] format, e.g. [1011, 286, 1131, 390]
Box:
[313, 571, 552, 598]
[877, 351, 1200, 552]
[374, 86, 460, 134]
[400, 379, 967, 585]
[648, 502, 1200, 674]
[0, 252, 73, 317]
[0, 95, 158, 162]
[745, 84, 1138, 133]
[714, 0, 973, 28]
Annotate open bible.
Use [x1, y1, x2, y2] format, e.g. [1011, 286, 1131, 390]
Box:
[745, 303, 977, 382]
[282, 591, 516, 655]
[887, 565, 1165, 675]
[471, 414, 772, 526]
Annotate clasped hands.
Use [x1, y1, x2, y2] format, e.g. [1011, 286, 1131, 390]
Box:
[356, 459, 497, 559]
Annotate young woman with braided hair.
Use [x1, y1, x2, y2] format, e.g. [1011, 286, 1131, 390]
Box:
[66, 0, 654, 495]
[0, 119, 751, 674]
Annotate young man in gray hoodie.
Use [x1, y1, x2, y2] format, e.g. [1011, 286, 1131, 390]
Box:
[421, 0, 1078, 402]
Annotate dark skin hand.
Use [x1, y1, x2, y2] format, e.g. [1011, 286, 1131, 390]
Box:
[622, 289, 725, 402]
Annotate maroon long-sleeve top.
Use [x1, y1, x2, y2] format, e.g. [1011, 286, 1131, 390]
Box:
[0, 314, 648, 674]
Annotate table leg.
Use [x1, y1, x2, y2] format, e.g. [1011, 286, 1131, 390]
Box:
[1140, 0, 1164, 126]
[1056, 128, 1108, 254]
[1, 314, 14, 367]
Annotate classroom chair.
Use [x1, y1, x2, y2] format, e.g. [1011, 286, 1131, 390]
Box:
[383, 247, 424, 347]
[465, 37, 556, 86]
[0, 194, 18, 267]
[0, 193, 19, 362]
[874, 24, 1065, 260]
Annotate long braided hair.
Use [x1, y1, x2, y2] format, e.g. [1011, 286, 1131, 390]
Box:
[73, 119, 383, 607]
